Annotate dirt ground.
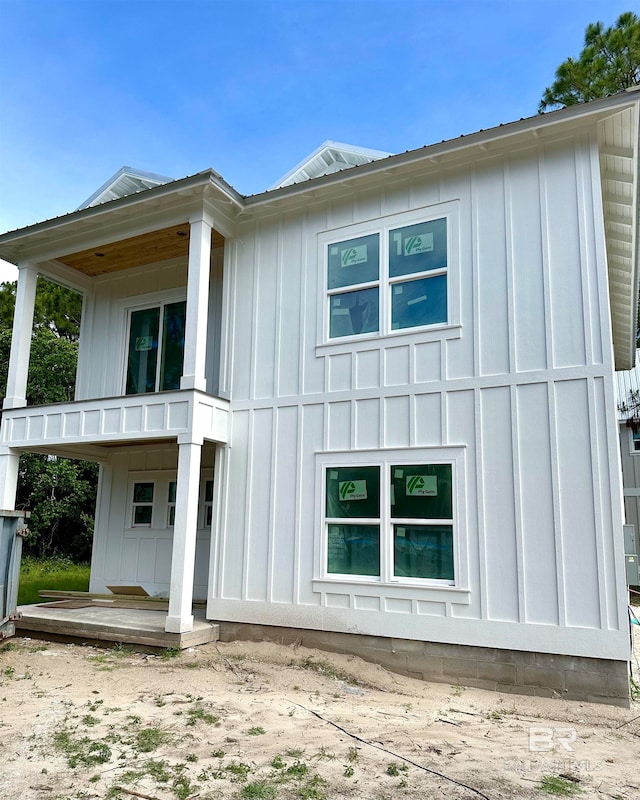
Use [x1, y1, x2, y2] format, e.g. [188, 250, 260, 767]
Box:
[0, 635, 638, 800]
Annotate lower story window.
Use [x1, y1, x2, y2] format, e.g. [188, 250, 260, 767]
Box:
[132, 482, 154, 526]
[325, 462, 454, 582]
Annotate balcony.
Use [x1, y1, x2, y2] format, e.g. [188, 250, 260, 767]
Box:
[0, 389, 229, 453]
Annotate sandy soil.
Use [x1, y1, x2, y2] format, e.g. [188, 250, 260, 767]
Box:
[0, 635, 638, 800]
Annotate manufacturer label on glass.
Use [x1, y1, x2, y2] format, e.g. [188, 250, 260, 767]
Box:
[404, 232, 433, 255]
[339, 479, 368, 501]
[340, 244, 368, 267]
[406, 475, 437, 496]
[135, 336, 154, 351]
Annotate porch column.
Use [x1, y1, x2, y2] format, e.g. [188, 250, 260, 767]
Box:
[180, 212, 212, 393]
[0, 446, 20, 510]
[165, 435, 203, 633]
[3, 263, 37, 410]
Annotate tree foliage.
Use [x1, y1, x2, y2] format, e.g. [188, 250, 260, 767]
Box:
[539, 12, 640, 111]
[0, 278, 98, 561]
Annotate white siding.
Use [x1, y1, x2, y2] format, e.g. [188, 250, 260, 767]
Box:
[203, 137, 627, 658]
[90, 444, 215, 600]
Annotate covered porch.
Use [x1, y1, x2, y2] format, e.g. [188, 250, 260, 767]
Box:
[16, 593, 219, 649]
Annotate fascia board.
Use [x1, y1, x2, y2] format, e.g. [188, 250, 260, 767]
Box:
[0, 171, 244, 263]
[247, 92, 640, 209]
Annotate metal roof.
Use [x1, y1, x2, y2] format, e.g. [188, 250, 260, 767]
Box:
[0, 90, 639, 369]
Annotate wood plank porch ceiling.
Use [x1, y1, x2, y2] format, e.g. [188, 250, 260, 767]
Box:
[57, 224, 225, 277]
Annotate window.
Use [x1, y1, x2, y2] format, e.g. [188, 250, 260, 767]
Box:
[203, 480, 214, 527]
[632, 429, 640, 453]
[126, 300, 186, 394]
[325, 208, 452, 340]
[132, 482, 154, 526]
[167, 481, 177, 527]
[324, 461, 455, 583]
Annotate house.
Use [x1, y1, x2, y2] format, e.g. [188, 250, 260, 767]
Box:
[615, 349, 640, 585]
[0, 92, 637, 705]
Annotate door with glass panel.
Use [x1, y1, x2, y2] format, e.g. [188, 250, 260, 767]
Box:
[126, 301, 186, 395]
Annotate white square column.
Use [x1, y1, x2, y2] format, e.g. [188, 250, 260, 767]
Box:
[0, 446, 20, 511]
[180, 213, 212, 393]
[165, 436, 203, 633]
[3, 263, 37, 410]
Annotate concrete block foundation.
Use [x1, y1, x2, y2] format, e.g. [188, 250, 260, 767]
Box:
[218, 622, 630, 707]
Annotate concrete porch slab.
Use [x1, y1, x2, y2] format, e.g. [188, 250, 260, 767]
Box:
[15, 603, 219, 649]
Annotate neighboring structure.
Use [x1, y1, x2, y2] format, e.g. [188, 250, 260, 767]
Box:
[0, 93, 638, 704]
[615, 349, 640, 568]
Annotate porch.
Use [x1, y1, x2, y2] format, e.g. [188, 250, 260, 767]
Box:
[15, 594, 219, 649]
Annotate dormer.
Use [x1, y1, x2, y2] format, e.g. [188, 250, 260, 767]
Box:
[270, 141, 392, 189]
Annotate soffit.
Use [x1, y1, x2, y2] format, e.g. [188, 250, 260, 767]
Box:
[56, 223, 225, 277]
[599, 105, 640, 371]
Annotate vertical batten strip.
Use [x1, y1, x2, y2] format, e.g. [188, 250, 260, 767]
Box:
[474, 387, 488, 619]
[300, 208, 313, 396]
[538, 146, 553, 371]
[548, 381, 567, 626]
[273, 220, 284, 398]
[249, 229, 261, 402]
[587, 377, 607, 628]
[470, 168, 480, 380]
[266, 406, 279, 602]
[241, 411, 256, 601]
[293, 404, 304, 604]
[575, 136, 595, 367]
[504, 159, 516, 375]
[510, 384, 526, 622]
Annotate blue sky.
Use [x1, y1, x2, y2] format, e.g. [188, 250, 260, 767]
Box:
[0, 0, 636, 280]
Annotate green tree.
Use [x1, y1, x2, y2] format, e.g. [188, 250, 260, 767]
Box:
[539, 12, 640, 112]
[0, 279, 98, 560]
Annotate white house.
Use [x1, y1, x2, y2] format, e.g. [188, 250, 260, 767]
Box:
[0, 93, 638, 705]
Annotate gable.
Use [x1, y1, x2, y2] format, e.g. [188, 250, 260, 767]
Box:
[270, 140, 391, 189]
[77, 166, 174, 210]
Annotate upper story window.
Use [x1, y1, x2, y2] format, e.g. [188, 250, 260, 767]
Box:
[126, 300, 186, 395]
[324, 205, 454, 341]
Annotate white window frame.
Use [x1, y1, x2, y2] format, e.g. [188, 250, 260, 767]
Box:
[130, 480, 156, 528]
[126, 469, 214, 532]
[628, 426, 640, 454]
[318, 201, 460, 347]
[315, 447, 468, 589]
[121, 289, 187, 395]
[167, 479, 177, 527]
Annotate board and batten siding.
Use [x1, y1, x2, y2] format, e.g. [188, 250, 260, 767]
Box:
[90, 445, 216, 600]
[76, 248, 224, 401]
[209, 133, 628, 661]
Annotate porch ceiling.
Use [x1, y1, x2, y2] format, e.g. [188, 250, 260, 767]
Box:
[56, 224, 225, 277]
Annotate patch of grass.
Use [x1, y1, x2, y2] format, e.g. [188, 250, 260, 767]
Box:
[538, 775, 583, 796]
[386, 762, 408, 777]
[286, 761, 309, 780]
[224, 761, 252, 783]
[52, 729, 112, 768]
[242, 781, 277, 799]
[298, 775, 328, 800]
[248, 725, 266, 736]
[135, 726, 171, 753]
[18, 556, 90, 605]
[171, 774, 196, 800]
[161, 647, 181, 660]
[297, 656, 361, 686]
[183, 704, 219, 727]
